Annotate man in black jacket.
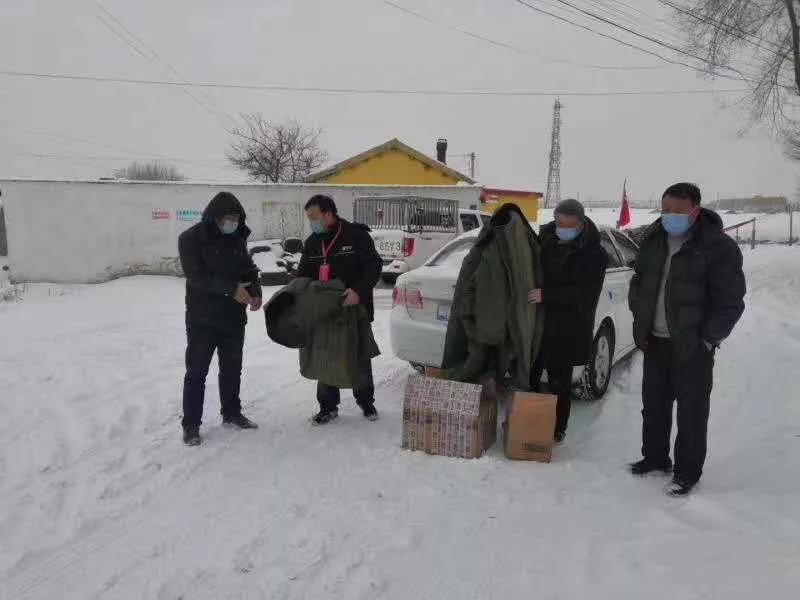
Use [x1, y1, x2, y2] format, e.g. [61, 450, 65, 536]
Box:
[297, 194, 382, 425]
[178, 191, 262, 446]
[628, 182, 745, 496]
[529, 199, 607, 444]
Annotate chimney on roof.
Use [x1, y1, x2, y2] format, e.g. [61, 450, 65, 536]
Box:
[436, 138, 448, 164]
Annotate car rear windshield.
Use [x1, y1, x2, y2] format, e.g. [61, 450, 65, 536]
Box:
[428, 238, 475, 267]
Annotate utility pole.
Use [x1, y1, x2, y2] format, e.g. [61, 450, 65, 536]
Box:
[469, 152, 476, 179]
[544, 98, 562, 208]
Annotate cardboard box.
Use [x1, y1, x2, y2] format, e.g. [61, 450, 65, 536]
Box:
[504, 392, 557, 462]
[402, 374, 497, 459]
[424, 367, 447, 380]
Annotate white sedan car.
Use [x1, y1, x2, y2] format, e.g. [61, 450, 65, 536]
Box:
[390, 226, 641, 400]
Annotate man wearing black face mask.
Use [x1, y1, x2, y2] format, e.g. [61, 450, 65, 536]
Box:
[178, 191, 262, 446]
[297, 194, 382, 425]
[529, 199, 607, 444]
[628, 182, 745, 496]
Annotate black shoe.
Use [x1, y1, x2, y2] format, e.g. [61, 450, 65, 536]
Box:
[629, 459, 673, 476]
[361, 404, 379, 422]
[666, 476, 698, 497]
[554, 430, 566, 445]
[223, 414, 259, 430]
[183, 425, 202, 446]
[311, 409, 339, 426]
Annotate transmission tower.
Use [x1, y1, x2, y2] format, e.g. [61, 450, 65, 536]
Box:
[544, 98, 562, 208]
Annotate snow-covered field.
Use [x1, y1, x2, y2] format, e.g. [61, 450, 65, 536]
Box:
[1, 246, 799, 600]
[581, 207, 798, 243]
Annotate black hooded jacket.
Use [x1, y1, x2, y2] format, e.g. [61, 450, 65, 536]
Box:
[297, 218, 382, 321]
[628, 208, 745, 357]
[538, 217, 608, 366]
[178, 192, 261, 327]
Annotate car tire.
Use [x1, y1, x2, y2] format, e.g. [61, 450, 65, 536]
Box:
[382, 274, 398, 285]
[410, 362, 425, 375]
[576, 323, 615, 401]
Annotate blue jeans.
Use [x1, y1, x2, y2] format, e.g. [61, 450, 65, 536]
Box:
[316, 360, 375, 412]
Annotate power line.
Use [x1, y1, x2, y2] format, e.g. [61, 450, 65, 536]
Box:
[512, 0, 780, 86]
[0, 69, 749, 96]
[1, 151, 230, 165]
[512, 0, 716, 75]
[545, 0, 759, 81]
[654, 0, 785, 54]
[381, 0, 665, 70]
[93, 0, 236, 132]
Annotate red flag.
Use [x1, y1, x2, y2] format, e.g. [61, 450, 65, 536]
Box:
[618, 179, 631, 229]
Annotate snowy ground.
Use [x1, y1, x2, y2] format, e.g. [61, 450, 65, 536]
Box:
[1, 247, 799, 600]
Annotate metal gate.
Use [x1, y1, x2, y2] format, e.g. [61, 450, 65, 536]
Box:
[353, 196, 459, 233]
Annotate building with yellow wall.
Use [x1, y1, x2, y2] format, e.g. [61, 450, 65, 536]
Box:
[307, 137, 541, 222]
[480, 188, 541, 223]
[306, 138, 475, 186]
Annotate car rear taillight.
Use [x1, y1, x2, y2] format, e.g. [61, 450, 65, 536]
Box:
[406, 289, 423, 309]
[392, 286, 406, 307]
[402, 237, 415, 257]
[393, 285, 423, 309]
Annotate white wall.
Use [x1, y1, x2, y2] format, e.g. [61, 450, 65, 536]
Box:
[0, 180, 480, 283]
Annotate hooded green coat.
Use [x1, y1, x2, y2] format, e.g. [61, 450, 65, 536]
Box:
[264, 277, 380, 389]
[441, 204, 545, 390]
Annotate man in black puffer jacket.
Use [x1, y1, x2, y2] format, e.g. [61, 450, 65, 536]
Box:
[297, 194, 382, 426]
[530, 199, 607, 444]
[628, 182, 745, 496]
[178, 191, 262, 446]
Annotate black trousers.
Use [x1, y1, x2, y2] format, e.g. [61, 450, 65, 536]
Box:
[641, 337, 714, 483]
[532, 358, 574, 435]
[317, 360, 375, 412]
[182, 318, 245, 428]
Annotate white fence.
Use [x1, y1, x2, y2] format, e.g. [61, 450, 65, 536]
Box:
[0, 180, 481, 283]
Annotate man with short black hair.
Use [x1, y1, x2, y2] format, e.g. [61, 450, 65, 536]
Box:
[628, 182, 746, 496]
[178, 191, 262, 446]
[298, 195, 382, 425]
[529, 198, 607, 444]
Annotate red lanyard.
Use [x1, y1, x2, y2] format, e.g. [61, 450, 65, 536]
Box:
[321, 224, 343, 264]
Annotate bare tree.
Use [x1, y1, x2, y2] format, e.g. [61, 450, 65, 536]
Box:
[226, 114, 328, 183]
[666, 1, 800, 146]
[114, 161, 185, 181]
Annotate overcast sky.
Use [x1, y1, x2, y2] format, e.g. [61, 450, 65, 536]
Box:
[1, 0, 797, 204]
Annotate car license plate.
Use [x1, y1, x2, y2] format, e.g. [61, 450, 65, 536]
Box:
[436, 304, 450, 322]
[378, 240, 402, 255]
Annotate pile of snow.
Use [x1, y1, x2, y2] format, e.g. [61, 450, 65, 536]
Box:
[1, 248, 799, 599]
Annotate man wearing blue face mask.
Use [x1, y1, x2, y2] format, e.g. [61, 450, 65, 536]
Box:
[628, 182, 745, 496]
[178, 191, 262, 446]
[529, 199, 607, 444]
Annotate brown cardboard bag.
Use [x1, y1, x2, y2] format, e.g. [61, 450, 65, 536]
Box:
[402, 374, 498, 459]
[504, 392, 557, 462]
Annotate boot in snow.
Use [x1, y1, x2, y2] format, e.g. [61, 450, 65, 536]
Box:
[311, 409, 339, 426]
[223, 414, 259, 430]
[183, 426, 202, 446]
[361, 404, 379, 422]
[666, 477, 697, 497]
[629, 459, 672, 476]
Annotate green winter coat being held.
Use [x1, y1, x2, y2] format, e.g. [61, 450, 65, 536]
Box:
[441, 203, 545, 390]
